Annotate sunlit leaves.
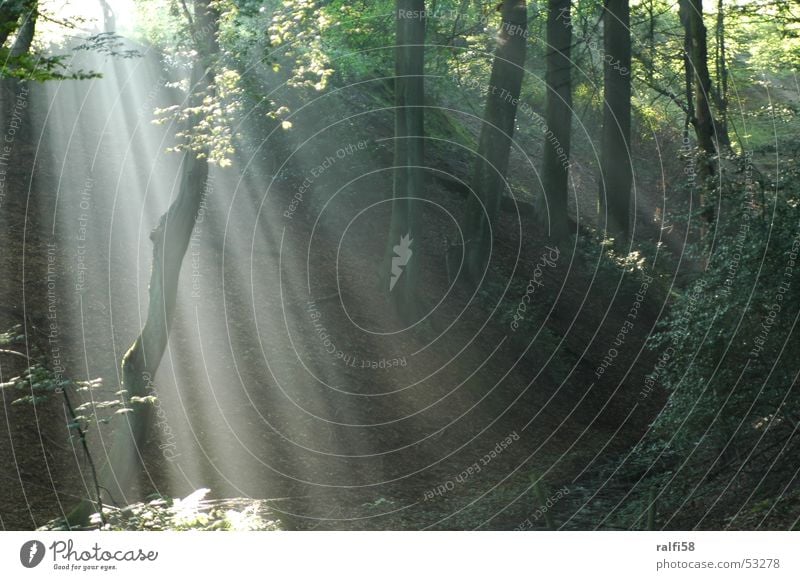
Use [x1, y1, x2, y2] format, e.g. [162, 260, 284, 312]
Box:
[0, 323, 24, 346]
[267, 0, 334, 91]
[69, 489, 282, 531]
[0, 49, 102, 81]
[154, 67, 243, 166]
[130, 395, 159, 405]
[0, 350, 132, 433]
[73, 32, 141, 59]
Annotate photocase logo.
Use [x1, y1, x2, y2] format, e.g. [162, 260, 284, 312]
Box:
[389, 233, 413, 291]
[20, 540, 45, 568]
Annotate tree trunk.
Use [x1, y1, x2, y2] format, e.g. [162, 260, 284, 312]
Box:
[98, 0, 116, 32]
[85, 150, 209, 516]
[540, 0, 571, 242]
[461, 0, 527, 281]
[67, 0, 218, 527]
[647, 0, 655, 84]
[713, 0, 731, 149]
[384, 0, 425, 322]
[0, 1, 25, 48]
[9, 1, 36, 58]
[679, 0, 717, 167]
[681, 2, 695, 139]
[599, 0, 632, 240]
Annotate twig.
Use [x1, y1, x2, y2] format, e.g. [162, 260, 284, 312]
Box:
[61, 388, 106, 526]
[0, 348, 30, 360]
[178, 0, 198, 45]
[639, 75, 690, 115]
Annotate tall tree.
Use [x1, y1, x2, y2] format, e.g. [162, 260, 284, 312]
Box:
[599, 0, 632, 240]
[645, 0, 656, 84]
[679, 0, 729, 170]
[384, 0, 426, 321]
[67, 0, 219, 526]
[461, 0, 527, 281]
[541, 0, 571, 242]
[713, 0, 730, 149]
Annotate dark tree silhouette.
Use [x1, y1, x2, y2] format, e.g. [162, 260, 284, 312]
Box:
[679, 0, 727, 170]
[9, 1, 36, 57]
[461, 0, 527, 281]
[541, 0, 571, 242]
[599, 0, 632, 240]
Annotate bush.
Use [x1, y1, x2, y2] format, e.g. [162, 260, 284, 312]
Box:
[629, 153, 800, 526]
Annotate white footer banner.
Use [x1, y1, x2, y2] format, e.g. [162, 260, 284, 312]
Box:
[0, 532, 796, 578]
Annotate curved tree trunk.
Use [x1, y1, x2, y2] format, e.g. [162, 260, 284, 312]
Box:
[461, 0, 527, 282]
[67, 0, 218, 527]
[599, 0, 632, 240]
[109, 149, 209, 498]
[541, 0, 571, 242]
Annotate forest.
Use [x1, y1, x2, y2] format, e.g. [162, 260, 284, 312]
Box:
[0, 0, 798, 532]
